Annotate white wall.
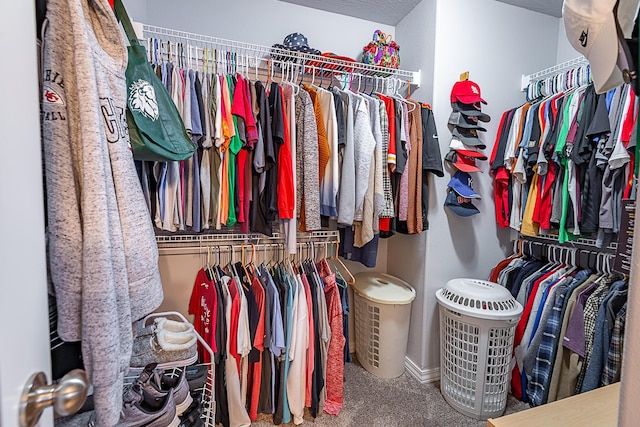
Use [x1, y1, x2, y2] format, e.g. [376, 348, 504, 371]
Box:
[393, 0, 436, 369]
[393, 0, 561, 373]
[125, 0, 393, 62]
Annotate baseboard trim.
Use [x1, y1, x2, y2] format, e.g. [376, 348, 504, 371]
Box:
[405, 357, 440, 384]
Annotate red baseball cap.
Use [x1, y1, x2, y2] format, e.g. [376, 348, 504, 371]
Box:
[450, 80, 487, 104]
[455, 149, 488, 160]
[444, 150, 483, 173]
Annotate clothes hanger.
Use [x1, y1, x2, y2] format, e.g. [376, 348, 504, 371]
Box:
[323, 241, 346, 288]
[329, 241, 355, 285]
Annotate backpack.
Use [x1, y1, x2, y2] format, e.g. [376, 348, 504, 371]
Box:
[361, 30, 400, 69]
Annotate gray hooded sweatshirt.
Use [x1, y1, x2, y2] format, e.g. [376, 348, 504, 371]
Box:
[42, 0, 164, 424]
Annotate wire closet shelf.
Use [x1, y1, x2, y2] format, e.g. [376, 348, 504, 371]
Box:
[140, 24, 421, 89]
[521, 56, 589, 90]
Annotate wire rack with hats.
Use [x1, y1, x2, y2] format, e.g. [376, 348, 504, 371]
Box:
[139, 24, 421, 90]
[443, 75, 491, 217]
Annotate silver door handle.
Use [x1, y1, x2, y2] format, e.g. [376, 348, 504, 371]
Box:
[19, 369, 89, 427]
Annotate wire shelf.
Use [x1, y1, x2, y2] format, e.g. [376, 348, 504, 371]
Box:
[155, 230, 340, 248]
[140, 23, 421, 87]
[520, 56, 589, 91]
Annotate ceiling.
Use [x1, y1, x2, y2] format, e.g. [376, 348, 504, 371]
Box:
[278, 0, 422, 25]
[278, 0, 563, 25]
[495, 0, 563, 18]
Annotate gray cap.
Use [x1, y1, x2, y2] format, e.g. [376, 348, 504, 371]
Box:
[448, 111, 487, 132]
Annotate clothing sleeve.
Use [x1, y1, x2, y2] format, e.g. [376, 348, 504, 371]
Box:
[42, 12, 84, 340]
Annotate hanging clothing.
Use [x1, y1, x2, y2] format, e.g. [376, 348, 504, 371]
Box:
[42, 0, 164, 423]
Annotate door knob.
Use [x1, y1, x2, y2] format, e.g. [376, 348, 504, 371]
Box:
[19, 369, 89, 427]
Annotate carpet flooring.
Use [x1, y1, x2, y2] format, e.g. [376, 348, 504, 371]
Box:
[252, 361, 530, 427]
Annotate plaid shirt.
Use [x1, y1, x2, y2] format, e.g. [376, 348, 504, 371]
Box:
[575, 276, 615, 392]
[601, 303, 627, 385]
[379, 100, 394, 218]
[527, 269, 591, 406]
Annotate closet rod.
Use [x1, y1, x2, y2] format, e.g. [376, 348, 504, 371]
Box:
[157, 240, 338, 261]
[519, 234, 618, 253]
[139, 23, 421, 86]
[155, 230, 340, 247]
[520, 56, 589, 91]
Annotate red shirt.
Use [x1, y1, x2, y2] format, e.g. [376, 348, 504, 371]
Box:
[319, 261, 346, 415]
[511, 269, 554, 398]
[247, 276, 266, 420]
[378, 95, 397, 172]
[236, 148, 248, 228]
[493, 167, 510, 228]
[277, 87, 295, 219]
[533, 163, 556, 230]
[188, 269, 217, 362]
[227, 277, 242, 373]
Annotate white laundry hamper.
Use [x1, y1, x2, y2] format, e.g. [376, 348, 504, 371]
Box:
[436, 278, 523, 420]
[353, 272, 416, 378]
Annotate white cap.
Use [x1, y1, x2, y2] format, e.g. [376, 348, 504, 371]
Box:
[563, 0, 622, 93]
[450, 136, 480, 152]
[618, 0, 640, 38]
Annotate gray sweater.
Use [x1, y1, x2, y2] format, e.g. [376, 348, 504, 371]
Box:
[42, 0, 164, 424]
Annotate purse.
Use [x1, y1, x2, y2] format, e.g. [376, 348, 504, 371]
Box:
[113, 0, 196, 162]
[361, 30, 401, 70]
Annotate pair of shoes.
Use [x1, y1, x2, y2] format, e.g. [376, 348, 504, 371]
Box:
[130, 318, 198, 371]
[119, 383, 180, 427]
[136, 363, 193, 416]
[57, 385, 181, 426]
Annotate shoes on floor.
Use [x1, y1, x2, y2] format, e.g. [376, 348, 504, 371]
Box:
[137, 363, 193, 416]
[119, 383, 180, 427]
[130, 322, 197, 371]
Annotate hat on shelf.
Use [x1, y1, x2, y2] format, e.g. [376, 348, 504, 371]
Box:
[444, 150, 484, 173]
[450, 136, 485, 153]
[450, 79, 487, 104]
[452, 128, 486, 149]
[448, 171, 481, 199]
[563, 0, 639, 93]
[444, 189, 480, 217]
[452, 101, 491, 122]
[448, 111, 487, 132]
[271, 33, 321, 61]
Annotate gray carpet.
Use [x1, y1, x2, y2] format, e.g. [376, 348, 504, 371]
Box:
[252, 361, 530, 426]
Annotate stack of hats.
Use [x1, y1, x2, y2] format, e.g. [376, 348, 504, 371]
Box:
[444, 79, 490, 217]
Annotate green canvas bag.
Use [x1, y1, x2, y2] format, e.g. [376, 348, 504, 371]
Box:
[114, 0, 195, 162]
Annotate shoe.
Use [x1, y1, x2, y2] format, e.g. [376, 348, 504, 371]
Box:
[184, 364, 208, 392]
[154, 318, 195, 334]
[133, 317, 194, 340]
[130, 327, 198, 371]
[119, 383, 180, 427]
[137, 363, 193, 416]
[177, 395, 205, 427]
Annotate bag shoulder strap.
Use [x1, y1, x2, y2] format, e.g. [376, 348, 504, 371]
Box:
[113, 0, 140, 46]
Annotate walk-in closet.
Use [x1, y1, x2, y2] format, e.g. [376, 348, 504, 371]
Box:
[1, 0, 639, 426]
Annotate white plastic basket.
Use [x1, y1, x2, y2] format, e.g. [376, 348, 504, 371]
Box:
[436, 279, 523, 420]
[353, 273, 415, 378]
